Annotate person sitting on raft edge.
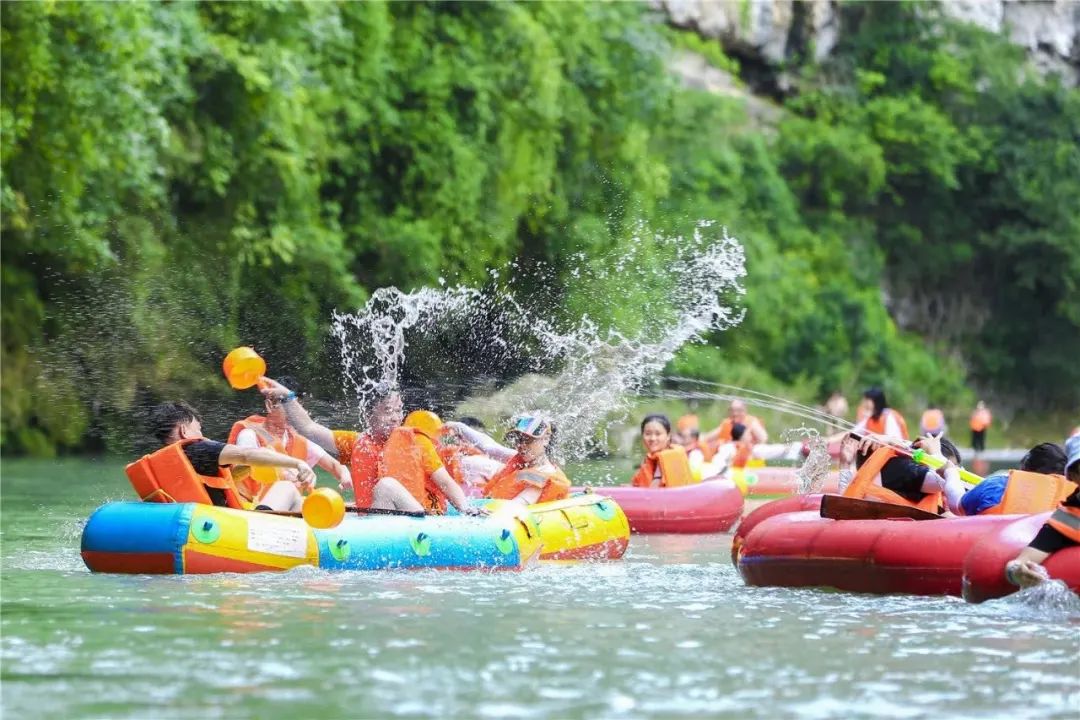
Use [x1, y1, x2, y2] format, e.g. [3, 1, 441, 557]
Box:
[133, 401, 317, 511]
[443, 414, 571, 505]
[631, 414, 695, 488]
[256, 379, 483, 516]
[1005, 435, 1080, 587]
[228, 386, 353, 511]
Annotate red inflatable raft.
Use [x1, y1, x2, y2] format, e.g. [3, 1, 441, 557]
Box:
[573, 481, 744, 534]
[738, 510, 1020, 596]
[731, 493, 825, 564]
[742, 467, 839, 499]
[962, 512, 1080, 603]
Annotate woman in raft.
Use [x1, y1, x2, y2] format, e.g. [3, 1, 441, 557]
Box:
[853, 387, 910, 441]
[444, 414, 571, 505]
[632, 414, 696, 488]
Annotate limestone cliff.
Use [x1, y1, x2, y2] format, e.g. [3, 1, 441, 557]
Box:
[655, 0, 1080, 88]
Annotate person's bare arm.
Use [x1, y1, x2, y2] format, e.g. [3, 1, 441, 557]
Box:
[751, 420, 768, 444]
[218, 444, 316, 486]
[443, 422, 515, 462]
[317, 453, 353, 492]
[260, 378, 337, 455]
[1005, 546, 1051, 587]
[430, 467, 485, 515]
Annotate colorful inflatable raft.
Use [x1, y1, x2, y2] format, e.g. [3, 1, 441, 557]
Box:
[572, 481, 744, 534]
[962, 512, 1080, 602]
[482, 493, 630, 561]
[736, 506, 1022, 596]
[82, 501, 542, 574]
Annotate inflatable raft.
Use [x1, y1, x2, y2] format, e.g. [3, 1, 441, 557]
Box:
[737, 507, 1022, 596]
[741, 467, 839, 499]
[482, 493, 630, 561]
[82, 501, 542, 574]
[962, 512, 1080, 602]
[572, 481, 744, 534]
[731, 493, 825, 564]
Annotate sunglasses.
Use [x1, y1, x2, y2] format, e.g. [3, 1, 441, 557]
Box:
[511, 416, 549, 438]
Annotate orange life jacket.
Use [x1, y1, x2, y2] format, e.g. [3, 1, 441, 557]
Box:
[350, 427, 447, 513]
[434, 427, 482, 485]
[919, 409, 945, 434]
[227, 416, 311, 501]
[1046, 504, 1080, 543]
[483, 455, 571, 503]
[731, 441, 752, 469]
[865, 409, 910, 440]
[125, 439, 245, 509]
[969, 408, 992, 432]
[982, 472, 1078, 515]
[682, 438, 715, 463]
[842, 446, 940, 513]
[631, 446, 695, 488]
[714, 416, 761, 444]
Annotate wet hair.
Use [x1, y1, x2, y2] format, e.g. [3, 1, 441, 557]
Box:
[1019, 443, 1066, 475]
[457, 416, 486, 431]
[364, 389, 400, 417]
[862, 388, 887, 420]
[730, 422, 746, 442]
[149, 401, 200, 445]
[640, 414, 671, 435]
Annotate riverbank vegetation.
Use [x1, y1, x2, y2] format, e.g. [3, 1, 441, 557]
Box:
[3, 2, 1076, 455]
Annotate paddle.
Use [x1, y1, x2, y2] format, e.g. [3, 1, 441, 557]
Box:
[266, 504, 426, 523]
[819, 494, 943, 522]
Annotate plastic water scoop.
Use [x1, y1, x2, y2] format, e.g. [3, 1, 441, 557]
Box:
[302, 488, 347, 529]
[222, 346, 267, 390]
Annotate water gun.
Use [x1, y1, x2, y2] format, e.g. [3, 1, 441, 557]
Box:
[911, 448, 984, 486]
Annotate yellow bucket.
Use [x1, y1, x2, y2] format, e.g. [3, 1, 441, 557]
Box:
[302, 488, 347, 529]
[223, 347, 266, 390]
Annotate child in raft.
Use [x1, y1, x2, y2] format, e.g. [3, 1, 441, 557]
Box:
[443, 414, 571, 505]
[632, 414, 695, 488]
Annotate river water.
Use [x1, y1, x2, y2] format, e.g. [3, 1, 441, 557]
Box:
[2, 457, 1077, 719]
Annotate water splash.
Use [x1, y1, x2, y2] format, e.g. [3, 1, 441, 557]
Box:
[780, 427, 830, 494]
[330, 222, 746, 457]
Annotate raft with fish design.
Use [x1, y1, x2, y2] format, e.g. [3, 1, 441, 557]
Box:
[81, 501, 542, 574]
[572, 481, 744, 534]
[482, 493, 630, 561]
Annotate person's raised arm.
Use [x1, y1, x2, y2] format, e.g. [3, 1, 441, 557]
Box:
[219, 444, 316, 486]
[443, 421, 515, 463]
[260, 378, 336, 456]
[751, 419, 768, 444]
[316, 452, 353, 493]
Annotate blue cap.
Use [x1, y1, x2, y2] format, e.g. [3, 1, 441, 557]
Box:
[1066, 434, 1080, 472]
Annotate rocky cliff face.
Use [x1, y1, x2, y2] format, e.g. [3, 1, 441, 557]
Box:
[655, 0, 1080, 87]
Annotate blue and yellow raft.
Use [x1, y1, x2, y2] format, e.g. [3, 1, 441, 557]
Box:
[81, 502, 542, 574]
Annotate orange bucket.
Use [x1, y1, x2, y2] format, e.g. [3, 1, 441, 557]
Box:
[222, 347, 266, 390]
[302, 487, 347, 529]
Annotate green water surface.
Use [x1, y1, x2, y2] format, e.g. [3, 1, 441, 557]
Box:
[1, 458, 1077, 719]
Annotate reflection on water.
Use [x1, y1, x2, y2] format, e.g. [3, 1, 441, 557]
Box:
[2, 459, 1077, 719]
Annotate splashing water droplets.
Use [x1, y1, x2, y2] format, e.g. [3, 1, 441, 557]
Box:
[331, 222, 747, 457]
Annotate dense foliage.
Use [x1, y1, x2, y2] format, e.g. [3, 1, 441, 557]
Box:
[2, 1, 1075, 455]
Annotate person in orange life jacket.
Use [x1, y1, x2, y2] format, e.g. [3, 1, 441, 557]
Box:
[837, 432, 961, 506]
[853, 387, 909, 441]
[701, 400, 768, 450]
[951, 442, 1066, 516]
[229, 393, 353, 511]
[442, 414, 570, 505]
[919, 404, 947, 438]
[1005, 436, 1080, 587]
[450, 414, 570, 505]
[258, 379, 480, 515]
[405, 411, 503, 489]
[705, 422, 751, 480]
[969, 401, 992, 453]
[631, 414, 695, 488]
[148, 401, 316, 510]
